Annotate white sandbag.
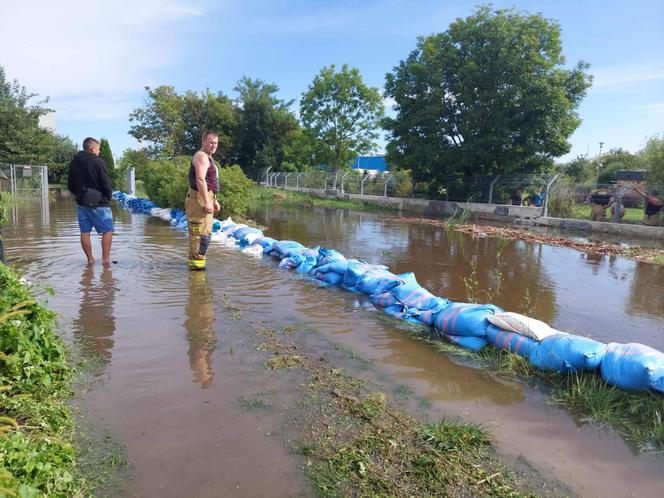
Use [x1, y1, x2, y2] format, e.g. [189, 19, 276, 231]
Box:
[243, 233, 261, 246]
[159, 209, 172, 221]
[223, 237, 239, 247]
[241, 244, 264, 256]
[219, 217, 235, 229]
[487, 312, 559, 341]
[210, 232, 229, 244]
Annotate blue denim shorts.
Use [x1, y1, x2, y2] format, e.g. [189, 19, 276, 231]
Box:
[77, 205, 114, 234]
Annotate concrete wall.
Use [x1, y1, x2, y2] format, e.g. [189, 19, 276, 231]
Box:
[277, 186, 664, 241]
[534, 216, 664, 241]
[286, 187, 542, 220]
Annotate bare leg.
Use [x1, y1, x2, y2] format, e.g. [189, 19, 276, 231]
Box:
[80, 232, 95, 264]
[101, 231, 113, 266]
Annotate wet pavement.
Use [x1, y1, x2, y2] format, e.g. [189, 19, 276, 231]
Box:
[3, 198, 664, 497]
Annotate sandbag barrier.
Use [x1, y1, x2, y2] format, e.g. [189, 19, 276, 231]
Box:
[112, 191, 664, 394]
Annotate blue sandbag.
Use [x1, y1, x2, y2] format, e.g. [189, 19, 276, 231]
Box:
[234, 226, 262, 241]
[293, 248, 319, 273]
[314, 260, 350, 275]
[272, 240, 305, 258]
[371, 291, 399, 309]
[433, 303, 502, 337]
[279, 257, 299, 269]
[381, 305, 423, 325]
[316, 248, 346, 266]
[211, 219, 222, 232]
[529, 334, 607, 373]
[600, 343, 664, 393]
[315, 271, 343, 286]
[355, 269, 404, 295]
[443, 333, 488, 352]
[342, 262, 386, 291]
[390, 273, 450, 314]
[170, 208, 185, 221]
[486, 324, 538, 358]
[255, 237, 276, 248]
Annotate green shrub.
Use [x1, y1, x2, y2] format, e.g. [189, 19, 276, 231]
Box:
[218, 164, 254, 218]
[547, 181, 576, 218]
[392, 169, 413, 198]
[140, 156, 189, 210]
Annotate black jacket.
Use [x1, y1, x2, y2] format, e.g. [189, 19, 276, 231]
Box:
[67, 151, 113, 206]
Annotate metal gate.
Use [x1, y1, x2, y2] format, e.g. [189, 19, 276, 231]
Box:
[0, 164, 49, 200]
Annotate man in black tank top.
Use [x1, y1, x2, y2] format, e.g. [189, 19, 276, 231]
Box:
[634, 186, 662, 227]
[185, 131, 221, 270]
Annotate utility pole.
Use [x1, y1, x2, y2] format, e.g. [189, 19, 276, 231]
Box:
[595, 141, 604, 187]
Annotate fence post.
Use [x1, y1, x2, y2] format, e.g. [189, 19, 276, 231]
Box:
[543, 174, 559, 218]
[488, 174, 500, 204]
[41, 165, 49, 203]
[340, 172, 349, 194]
[361, 174, 369, 196]
[284, 172, 291, 189]
[383, 173, 392, 197]
[296, 172, 303, 189]
[126, 167, 136, 195]
[9, 165, 15, 196]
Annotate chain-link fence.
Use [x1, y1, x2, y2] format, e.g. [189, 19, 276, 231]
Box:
[0, 164, 49, 199]
[256, 167, 663, 225]
[258, 168, 557, 203]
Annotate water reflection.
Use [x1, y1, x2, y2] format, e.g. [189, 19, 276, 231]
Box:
[184, 271, 217, 389]
[629, 262, 664, 319]
[73, 266, 117, 363]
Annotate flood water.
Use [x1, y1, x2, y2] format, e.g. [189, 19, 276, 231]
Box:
[4, 198, 664, 497]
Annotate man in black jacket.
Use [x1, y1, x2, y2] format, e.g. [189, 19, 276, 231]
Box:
[67, 137, 114, 265]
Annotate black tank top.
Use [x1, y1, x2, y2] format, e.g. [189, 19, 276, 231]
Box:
[188, 155, 220, 193]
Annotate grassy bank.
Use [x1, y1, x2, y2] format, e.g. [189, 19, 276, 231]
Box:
[0, 263, 89, 497]
[249, 323, 553, 497]
[251, 186, 397, 212]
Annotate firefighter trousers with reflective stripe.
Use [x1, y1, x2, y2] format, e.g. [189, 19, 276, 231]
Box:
[185, 188, 214, 269]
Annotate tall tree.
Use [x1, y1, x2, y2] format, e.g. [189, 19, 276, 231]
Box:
[234, 77, 300, 174]
[99, 138, 118, 187]
[300, 64, 384, 171]
[641, 134, 664, 188]
[0, 66, 54, 165]
[384, 5, 592, 197]
[129, 86, 238, 163]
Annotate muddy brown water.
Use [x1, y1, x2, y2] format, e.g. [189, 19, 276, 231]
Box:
[4, 199, 664, 497]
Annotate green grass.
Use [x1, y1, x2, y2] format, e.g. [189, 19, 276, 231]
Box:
[476, 347, 664, 452]
[571, 204, 644, 223]
[300, 367, 532, 497]
[0, 263, 91, 497]
[250, 186, 397, 212]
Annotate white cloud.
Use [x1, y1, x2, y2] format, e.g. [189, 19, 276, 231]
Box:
[0, 0, 211, 118]
[592, 63, 664, 87]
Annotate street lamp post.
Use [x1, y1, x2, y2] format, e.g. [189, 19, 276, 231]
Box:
[595, 141, 604, 187]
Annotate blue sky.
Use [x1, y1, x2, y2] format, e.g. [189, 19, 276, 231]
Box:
[1, 0, 662, 163]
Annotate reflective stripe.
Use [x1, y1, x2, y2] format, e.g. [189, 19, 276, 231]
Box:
[188, 259, 206, 268]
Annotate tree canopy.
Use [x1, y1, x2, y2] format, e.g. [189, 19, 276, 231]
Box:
[128, 86, 238, 163]
[0, 66, 77, 182]
[641, 135, 664, 188]
[383, 5, 592, 197]
[300, 64, 384, 170]
[233, 77, 302, 175]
